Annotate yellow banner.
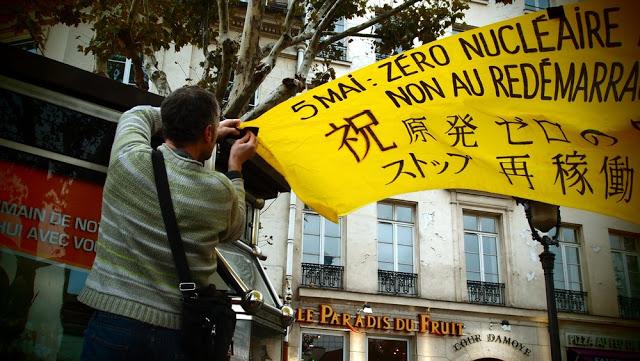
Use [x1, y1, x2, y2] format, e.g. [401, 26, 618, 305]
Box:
[245, 0, 640, 224]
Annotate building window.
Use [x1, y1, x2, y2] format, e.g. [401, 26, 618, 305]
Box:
[378, 202, 414, 273]
[377, 202, 417, 295]
[464, 212, 505, 305]
[106, 55, 148, 85]
[464, 213, 499, 283]
[319, 18, 348, 62]
[302, 207, 341, 266]
[302, 331, 345, 361]
[610, 233, 640, 319]
[525, 0, 550, 12]
[549, 226, 587, 313]
[368, 337, 410, 361]
[301, 206, 343, 289]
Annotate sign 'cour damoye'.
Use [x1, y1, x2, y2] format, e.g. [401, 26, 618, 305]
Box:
[242, 0, 640, 223]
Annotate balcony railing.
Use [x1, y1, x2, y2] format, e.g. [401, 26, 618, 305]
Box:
[301, 263, 343, 289]
[467, 280, 505, 306]
[319, 42, 348, 62]
[618, 296, 640, 320]
[378, 270, 417, 296]
[555, 289, 588, 314]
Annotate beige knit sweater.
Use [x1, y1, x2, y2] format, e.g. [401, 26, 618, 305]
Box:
[79, 106, 245, 329]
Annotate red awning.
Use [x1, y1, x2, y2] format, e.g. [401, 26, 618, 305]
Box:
[567, 347, 640, 361]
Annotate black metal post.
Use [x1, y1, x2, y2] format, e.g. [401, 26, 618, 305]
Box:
[539, 242, 562, 361]
[518, 199, 563, 361]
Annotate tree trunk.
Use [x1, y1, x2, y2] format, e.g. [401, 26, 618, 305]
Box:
[215, 0, 234, 103]
[224, 0, 265, 118]
[94, 55, 108, 77]
[131, 54, 149, 91]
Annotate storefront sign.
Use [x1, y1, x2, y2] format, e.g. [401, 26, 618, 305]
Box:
[0, 161, 103, 269]
[567, 333, 640, 352]
[453, 333, 532, 357]
[296, 304, 464, 336]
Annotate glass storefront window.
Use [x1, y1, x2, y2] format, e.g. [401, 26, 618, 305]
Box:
[302, 332, 345, 361]
[0, 87, 117, 167]
[368, 337, 410, 361]
[0, 147, 105, 361]
[1, 252, 94, 360]
[1, 87, 111, 361]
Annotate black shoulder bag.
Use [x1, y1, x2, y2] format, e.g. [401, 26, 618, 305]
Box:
[151, 149, 236, 361]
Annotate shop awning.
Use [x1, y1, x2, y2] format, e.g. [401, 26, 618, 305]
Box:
[567, 347, 640, 361]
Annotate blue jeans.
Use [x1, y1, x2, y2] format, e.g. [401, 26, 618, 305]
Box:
[81, 310, 187, 361]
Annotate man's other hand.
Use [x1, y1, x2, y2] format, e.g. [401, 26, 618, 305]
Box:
[228, 131, 257, 172]
[217, 119, 241, 140]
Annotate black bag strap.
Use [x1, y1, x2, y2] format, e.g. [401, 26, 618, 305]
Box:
[151, 149, 195, 292]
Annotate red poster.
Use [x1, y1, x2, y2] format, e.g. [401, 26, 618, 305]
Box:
[0, 160, 103, 269]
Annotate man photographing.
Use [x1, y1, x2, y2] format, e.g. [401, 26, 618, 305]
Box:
[79, 86, 256, 360]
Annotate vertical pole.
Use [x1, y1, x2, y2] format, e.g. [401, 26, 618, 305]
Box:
[539, 243, 562, 361]
[282, 330, 289, 361]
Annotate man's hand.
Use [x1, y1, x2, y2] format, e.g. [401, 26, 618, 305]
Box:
[217, 119, 241, 141]
[228, 131, 257, 172]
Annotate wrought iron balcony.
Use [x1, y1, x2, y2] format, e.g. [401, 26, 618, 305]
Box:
[467, 280, 505, 306]
[319, 42, 348, 62]
[618, 296, 640, 320]
[554, 289, 588, 313]
[378, 270, 417, 296]
[301, 263, 343, 289]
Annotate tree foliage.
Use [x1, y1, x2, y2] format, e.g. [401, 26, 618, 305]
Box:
[3, 0, 476, 120]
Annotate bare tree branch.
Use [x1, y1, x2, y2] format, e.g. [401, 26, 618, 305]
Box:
[316, 0, 343, 33]
[127, 0, 138, 26]
[198, 1, 217, 94]
[288, 29, 314, 47]
[289, 0, 336, 47]
[241, 32, 319, 121]
[260, 0, 302, 70]
[241, 76, 305, 121]
[323, 31, 381, 39]
[215, 0, 234, 102]
[244, 0, 335, 121]
[202, 0, 211, 60]
[321, 0, 420, 46]
[225, 0, 304, 119]
[242, 0, 347, 120]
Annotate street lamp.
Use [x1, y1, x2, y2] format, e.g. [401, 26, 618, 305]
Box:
[519, 199, 562, 361]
